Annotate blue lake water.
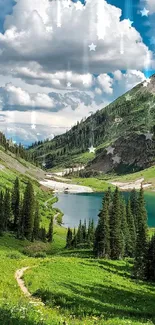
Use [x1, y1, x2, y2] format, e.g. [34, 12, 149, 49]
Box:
[54, 192, 155, 228]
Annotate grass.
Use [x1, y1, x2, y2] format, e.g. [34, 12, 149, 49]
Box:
[1, 148, 155, 324]
[24, 256, 155, 325]
[71, 177, 114, 192]
[0, 228, 155, 324]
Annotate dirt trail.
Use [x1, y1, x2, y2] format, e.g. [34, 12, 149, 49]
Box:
[15, 267, 31, 297]
[15, 267, 44, 305]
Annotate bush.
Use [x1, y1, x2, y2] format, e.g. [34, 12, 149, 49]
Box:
[22, 242, 50, 257]
[6, 252, 22, 259]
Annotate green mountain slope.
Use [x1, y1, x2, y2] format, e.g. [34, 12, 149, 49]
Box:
[29, 74, 155, 173]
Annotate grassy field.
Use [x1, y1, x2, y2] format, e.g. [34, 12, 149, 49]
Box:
[71, 177, 115, 192]
[1, 148, 155, 325]
[0, 232, 155, 325]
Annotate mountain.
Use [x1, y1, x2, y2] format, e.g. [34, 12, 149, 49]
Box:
[29, 74, 155, 174]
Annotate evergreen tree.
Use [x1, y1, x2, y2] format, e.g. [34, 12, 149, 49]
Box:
[66, 227, 73, 248]
[87, 219, 95, 246]
[145, 234, 155, 281]
[81, 219, 87, 243]
[120, 197, 130, 257]
[48, 216, 53, 243]
[134, 186, 148, 279]
[0, 191, 4, 233]
[130, 189, 138, 232]
[126, 199, 136, 257]
[94, 193, 110, 258]
[11, 177, 20, 231]
[22, 181, 35, 240]
[76, 220, 82, 244]
[39, 227, 46, 242]
[72, 227, 77, 248]
[3, 189, 12, 231]
[110, 187, 124, 260]
[33, 201, 40, 240]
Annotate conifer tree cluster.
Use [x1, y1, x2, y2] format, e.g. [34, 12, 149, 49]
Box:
[0, 178, 53, 243]
[66, 219, 95, 249]
[94, 187, 148, 261]
[0, 131, 33, 163]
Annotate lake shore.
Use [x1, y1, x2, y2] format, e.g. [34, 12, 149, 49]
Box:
[110, 178, 152, 190]
[40, 178, 93, 193]
[41, 172, 153, 193]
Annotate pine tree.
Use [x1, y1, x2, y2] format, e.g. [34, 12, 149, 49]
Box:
[126, 199, 136, 257]
[130, 189, 138, 232]
[39, 227, 46, 242]
[0, 191, 4, 233]
[33, 201, 40, 240]
[11, 177, 20, 231]
[134, 186, 148, 279]
[110, 187, 124, 260]
[120, 197, 130, 257]
[3, 189, 12, 231]
[94, 192, 110, 258]
[76, 220, 82, 244]
[87, 219, 95, 246]
[22, 181, 35, 240]
[66, 227, 73, 248]
[48, 216, 53, 243]
[72, 227, 77, 248]
[145, 234, 155, 281]
[81, 220, 87, 243]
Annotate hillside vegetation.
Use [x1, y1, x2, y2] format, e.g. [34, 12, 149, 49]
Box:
[29, 74, 155, 173]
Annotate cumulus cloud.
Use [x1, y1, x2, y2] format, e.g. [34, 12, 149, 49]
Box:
[0, 84, 54, 110]
[0, 0, 152, 83]
[0, 0, 153, 144]
[97, 74, 113, 94]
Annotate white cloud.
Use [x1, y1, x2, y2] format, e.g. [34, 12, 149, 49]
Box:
[113, 70, 122, 81]
[97, 74, 113, 94]
[144, 0, 155, 13]
[95, 88, 102, 95]
[0, 84, 54, 109]
[0, 0, 152, 85]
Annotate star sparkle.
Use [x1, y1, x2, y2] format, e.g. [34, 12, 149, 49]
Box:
[88, 43, 97, 51]
[31, 124, 36, 130]
[89, 146, 96, 153]
[144, 132, 153, 141]
[112, 155, 121, 164]
[67, 82, 72, 88]
[143, 78, 151, 87]
[125, 94, 132, 101]
[75, 1, 84, 11]
[127, 19, 133, 28]
[106, 146, 115, 155]
[140, 8, 149, 17]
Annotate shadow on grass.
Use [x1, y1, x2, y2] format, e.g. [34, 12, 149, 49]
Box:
[33, 281, 155, 323]
[79, 259, 132, 279]
[59, 249, 93, 258]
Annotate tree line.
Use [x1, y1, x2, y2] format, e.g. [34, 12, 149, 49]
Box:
[66, 186, 155, 281]
[0, 178, 53, 243]
[0, 131, 36, 164]
[66, 219, 95, 249]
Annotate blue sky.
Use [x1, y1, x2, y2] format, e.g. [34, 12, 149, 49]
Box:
[0, 0, 154, 145]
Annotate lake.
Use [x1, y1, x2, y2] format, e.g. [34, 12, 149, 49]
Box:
[54, 192, 155, 228]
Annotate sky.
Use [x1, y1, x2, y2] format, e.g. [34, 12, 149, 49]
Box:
[0, 0, 155, 146]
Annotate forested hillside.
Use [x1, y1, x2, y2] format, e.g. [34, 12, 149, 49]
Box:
[29, 74, 155, 173]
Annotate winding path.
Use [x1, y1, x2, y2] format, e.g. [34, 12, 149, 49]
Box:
[15, 267, 44, 305]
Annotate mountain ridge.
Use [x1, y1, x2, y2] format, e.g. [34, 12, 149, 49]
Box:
[29, 73, 155, 174]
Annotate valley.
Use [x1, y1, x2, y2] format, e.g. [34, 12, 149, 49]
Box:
[1, 78, 155, 325]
